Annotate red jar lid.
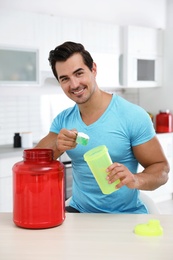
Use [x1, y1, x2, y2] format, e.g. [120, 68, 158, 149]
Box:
[23, 149, 53, 161]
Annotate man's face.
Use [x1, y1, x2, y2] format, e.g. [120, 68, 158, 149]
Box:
[55, 53, 97, 104]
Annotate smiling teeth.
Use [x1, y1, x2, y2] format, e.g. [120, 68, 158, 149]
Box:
[73, 89, 84, 94]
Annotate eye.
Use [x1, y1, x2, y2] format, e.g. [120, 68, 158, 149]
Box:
[60, 77, 68, 83]
[76, 71, 84, 77]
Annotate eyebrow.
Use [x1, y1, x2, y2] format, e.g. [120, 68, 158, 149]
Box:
[58, 68, 84, 81]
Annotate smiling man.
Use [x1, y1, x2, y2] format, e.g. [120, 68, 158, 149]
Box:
[35, 41, 169, 214]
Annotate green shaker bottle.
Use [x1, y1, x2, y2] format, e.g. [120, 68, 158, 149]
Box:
[84, 145, 120, 194]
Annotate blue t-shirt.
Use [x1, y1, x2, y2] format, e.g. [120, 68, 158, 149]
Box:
[50, 94, 156, 213]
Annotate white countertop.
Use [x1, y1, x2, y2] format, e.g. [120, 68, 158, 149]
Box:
[0, 213, 173, 260]
[0, 144, 37, 159]
[0, 144, 24, 158]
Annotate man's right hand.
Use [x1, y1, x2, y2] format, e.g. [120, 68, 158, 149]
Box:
[57, 128, 78, 153]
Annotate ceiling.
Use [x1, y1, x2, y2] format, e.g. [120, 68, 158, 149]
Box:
[0, 0, 167, 23]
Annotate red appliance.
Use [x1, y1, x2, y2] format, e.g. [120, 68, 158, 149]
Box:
[156, 110, 173, 133]
[12, 149, 65, 229]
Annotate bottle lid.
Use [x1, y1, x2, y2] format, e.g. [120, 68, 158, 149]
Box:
[23, 149, 53, 161]
[134, 219, 163, 236]
[14, 133, 20, 136]
[76, 132, 89, 146]
[159, 109, 170, 113]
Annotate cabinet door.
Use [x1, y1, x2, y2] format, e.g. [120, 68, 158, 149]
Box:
[125, 26, 163, 55]
[0, 10, 36, 46]
[92, 52, 119, 88]
[35, 14, 62, 71]
[81, 21, 120, 53]
[0, 156, 22, 212]
[123, 25, 163, 88]
[81, 21, 120, 88]
[61, 17, 82, 43]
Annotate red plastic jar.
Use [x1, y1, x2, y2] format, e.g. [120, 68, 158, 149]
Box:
[156, 110, 173, 133]
[12, 149, 65, 229]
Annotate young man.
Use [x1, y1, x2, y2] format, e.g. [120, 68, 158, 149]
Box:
[35, 41, 169, 213]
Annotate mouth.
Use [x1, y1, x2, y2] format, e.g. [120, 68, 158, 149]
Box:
[71, 87, 85, 96]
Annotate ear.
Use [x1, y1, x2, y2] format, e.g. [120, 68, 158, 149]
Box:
[92, 62, 97, 77]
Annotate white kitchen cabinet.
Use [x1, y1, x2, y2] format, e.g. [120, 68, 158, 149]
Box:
[138, 133, 173, 203]
[0, 10, 36, 47]
[0, 9, 165, 90]
[92, 52, 119, 88]
[124, 25, 163, 55]
[81, 21, 120, 53]
[61, 17, 82, 43]
[0, 156, 22, 212]
[81, 22, 121, 89]
[122, 25, 163, 88]
[34, 14, 62, 71]
[0, 10, 120, 89]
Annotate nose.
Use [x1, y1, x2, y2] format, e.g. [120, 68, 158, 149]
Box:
[70, 77, 79, 88]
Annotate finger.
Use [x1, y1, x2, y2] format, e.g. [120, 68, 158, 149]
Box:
[61, 130, 77, 141]
[106, 164, 124, 179]
[58, 139, 77, 151]
[106, 163, 121, 172]
[71, 128, 78, 135]
[107, 173, 122, 184]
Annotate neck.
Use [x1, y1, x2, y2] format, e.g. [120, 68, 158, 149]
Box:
[79, 89, 103, 111]
[79, 90, 112, 125]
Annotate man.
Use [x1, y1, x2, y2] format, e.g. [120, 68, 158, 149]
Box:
[35, 41, 169, 213]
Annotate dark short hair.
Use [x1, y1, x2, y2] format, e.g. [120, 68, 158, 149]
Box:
[48, 41, 94, 81]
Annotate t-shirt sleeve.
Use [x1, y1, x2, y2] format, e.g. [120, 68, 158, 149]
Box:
[129, 107, 156, 147]
[50, 113, 63, 134]
[49, 106, 75, 134]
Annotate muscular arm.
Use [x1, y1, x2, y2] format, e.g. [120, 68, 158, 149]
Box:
[107, 136, 170, 191]
[132, 135, 169, 190]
